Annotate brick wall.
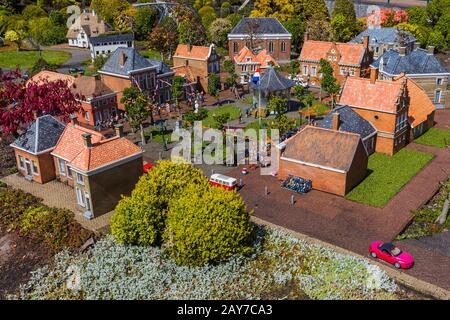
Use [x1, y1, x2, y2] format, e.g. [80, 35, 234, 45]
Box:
[14, 149, 56, 184]
[173, 57, 209, 93]
[228, 38, 291, 63]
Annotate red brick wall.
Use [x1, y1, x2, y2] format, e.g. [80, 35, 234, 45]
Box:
[345, 142, 369, 193]
[14, 149, 56, 184]
[228, 38, 291, 63]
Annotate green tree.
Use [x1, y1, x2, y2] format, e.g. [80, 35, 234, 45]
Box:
[120, 87, 150, 145]
[213, 112, 230, 131]
[332, 0, 356, 21]
[319, 58, 340, 108]
[90, 0, 131, 25]
[290, 60, 300, 76]
[302, 92, 315, 123]
[22, 4, 46, 20]
[134, 7, 157, 40]
[407, 7, 429, 26]
[182, 108, 208, 127]
[226, 13, 242, 28]
[111, 160, 210, 246]
[251, 0, 295, 22]
[5, 29, 25, 51]
[331, 13, 355, 42]
[306, 18, 332, 41]
[220, 2, 231, 17]
[426, 0, 450, 26]
[282, 18, 306, 53]
[147, 17, 179, 60]
[208, 73, 221, 104]
[223, 59, 235, 74]
[93, 54, 109, 70]
[208, 18, 232, 48]
[266, 96, 287, 119]
[293, 0, 330, 22]
[172, 75, 184, 109]
[427, 30, 446, 50]
[163, 183, 253, 266]
[269, 114, 296, 136]
[30, 58, 57, 76]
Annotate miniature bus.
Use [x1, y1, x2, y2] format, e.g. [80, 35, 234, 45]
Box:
[209, 174, 237, 191]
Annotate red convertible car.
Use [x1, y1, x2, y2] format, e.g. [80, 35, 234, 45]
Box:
[369, 241, 414, 269]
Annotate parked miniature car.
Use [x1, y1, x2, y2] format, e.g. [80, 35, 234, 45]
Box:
[369, 241, 414, 269]
[143, 163, 153, 173]
[209, 173, 237, 190]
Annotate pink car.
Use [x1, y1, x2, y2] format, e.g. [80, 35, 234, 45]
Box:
[369, 241, 414, 269]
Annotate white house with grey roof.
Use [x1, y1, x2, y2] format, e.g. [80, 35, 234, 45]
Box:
[89, 32, 134, 61]
[371, 46, 450, 109]
[66, 10, 111, 48]
[228, 17, 292, 63]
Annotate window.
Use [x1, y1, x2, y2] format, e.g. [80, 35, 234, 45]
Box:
[303, 65, 308, 75]
[58, 158, 66, 176]
[84, 111, 90, 121]
[311, 66, 317, 76]
[436, 78, 443, 85]
[76, 187, 85, 207]
[67, 166, 73, 179]
[281, 41, 286, 52]
[18, 156, 24, 169]
[32, 161, 39, 175]
[340, 67, 346, 75]
[76, 172, 84, 185]
[349, 68, 355, 76]
[434, 90, 442, 103]
[233, 42, 238, 53]
[269, 42, 274, 53]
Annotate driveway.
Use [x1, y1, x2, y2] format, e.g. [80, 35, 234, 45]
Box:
[42, 45, 91, 74]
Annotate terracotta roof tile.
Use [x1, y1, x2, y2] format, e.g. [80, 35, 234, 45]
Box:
[27, 71, 76, 87]
[300, 40, 366, 66]
[282, 126, 363, 172]
[234, 46, 278, 68]
[172, 65, 196, 83]
[339, 77, 402, 113]
[403, 77, 436, 127]
[72, 76, 114, 99]
[174, 44, 211, 60]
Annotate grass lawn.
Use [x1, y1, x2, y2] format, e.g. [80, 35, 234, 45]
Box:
[413, 128, 450, 148]
[0, 50, 71, 69]
[203, 104, 241, 128]
[346, 149, 434, 208]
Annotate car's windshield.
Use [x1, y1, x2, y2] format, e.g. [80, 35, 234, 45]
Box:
[391, 247, 402, 256]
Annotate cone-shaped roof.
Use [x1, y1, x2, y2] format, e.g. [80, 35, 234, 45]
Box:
[250, 67, 295, 92]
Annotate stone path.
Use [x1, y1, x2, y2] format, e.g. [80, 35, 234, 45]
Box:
[0, 174, 112, 232]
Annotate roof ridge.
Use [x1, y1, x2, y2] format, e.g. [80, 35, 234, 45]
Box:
[34, 117, 40, 154]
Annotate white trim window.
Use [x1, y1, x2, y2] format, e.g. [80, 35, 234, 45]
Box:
[340, 67, 346, 75]
[434, 89, 442, 103]
[233, 42, 238, 53]
[18, 155, 25, 169]
[76, 172, 84, 185]
[280, 41, 286, 52]
[311, 66, 317, 77]
[76, 187, 85, 207]
[303, 65, 308, 75]
[436, 78, 443, 85]
[58, 158, 66, 176]
[67, 166, 73, 179]
[268, 41, 274, 53]
[32, 160, 39, 176]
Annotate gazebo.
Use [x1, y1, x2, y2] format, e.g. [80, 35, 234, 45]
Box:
[249, 66, 295, 109]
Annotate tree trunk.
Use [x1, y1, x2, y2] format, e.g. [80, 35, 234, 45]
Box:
[140, 123, 146, 145]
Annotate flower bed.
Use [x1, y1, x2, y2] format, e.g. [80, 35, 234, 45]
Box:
[14, 225, 399, 300]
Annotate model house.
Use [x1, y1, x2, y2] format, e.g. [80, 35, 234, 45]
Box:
[51, 118, 143, 218]
[319, 105, 377, 154]
[233, 46, 278, 84]
[71, 76, 118, 127]
[89, 32, 134, 61]
[228, 17, 291, 63]
[371, 46, 450, 109]
[350, 28, 417, 59]
[66, 10, 111, 48]
[172, 44, 220, 93]
[339, 67, 435, 155]
[299, 34, 372, 86]
[10, 115, 66, 184]
[147, 59, 176, 104]
[99, 47, 174, 108]
[278, 126, 368, 196]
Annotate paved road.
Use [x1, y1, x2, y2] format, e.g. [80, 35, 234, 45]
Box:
[42, 45, 91, 74]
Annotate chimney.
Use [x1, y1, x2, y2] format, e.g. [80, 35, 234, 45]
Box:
[32, 110, 40, 120]
[82, 133, 92, 148]
[331, 112, 340, 131]
[115, 124, 124, 138]
[414, 42, 420, 50]
[427, 46, 435, 55]
[70, 114, 79, 126]
[398, 46, 406, 56]
[370, 67, 378, 84]
[119, 51, 127, 67]
[362, 36, 369, 49]
[304, 32, 309, 42]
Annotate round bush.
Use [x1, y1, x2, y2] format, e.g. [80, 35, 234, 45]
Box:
[164, 184, 253, 266]
[111, 160, 209, 246]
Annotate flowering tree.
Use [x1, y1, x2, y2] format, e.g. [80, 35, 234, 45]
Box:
[0, 70, 82, 136]
[380, 8, 408, 27]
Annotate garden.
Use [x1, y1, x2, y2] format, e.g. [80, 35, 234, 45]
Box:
[0, 50, 71, 69]
[346, 149, 434, 207]
[413, 128, 450, 149]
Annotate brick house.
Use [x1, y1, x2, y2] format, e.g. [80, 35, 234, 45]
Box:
[66, 10, 111, 48]
[339, 67, 435, 155]
[233, 46, 278, 84]
[10, 115, 66, 184]
[51, 119, 143, 218]
[299, 34, 372, 87]
[278, 126, 368, 196]
[371, 46, 450, 109]
[350, 27, 417, 59]
[319, 105, 377, 154]
[99, 47, 174, 109]
[71, 76, 118, 127]
[172, 44, 220, 94]
[228, 17, 291, 63]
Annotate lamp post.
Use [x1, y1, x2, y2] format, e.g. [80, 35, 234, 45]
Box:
[252, 68, 261, 128]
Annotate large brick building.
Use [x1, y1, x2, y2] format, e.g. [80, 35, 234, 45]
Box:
[299, 34, 372, 87]
[172, 44, 220, 94]
[228, 17, 291, 63]
[371, 46, 450, 109]
[278, 126, 368, 196]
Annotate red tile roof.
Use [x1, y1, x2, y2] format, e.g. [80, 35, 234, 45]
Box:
[172, 65, 197, 83]
[300, 40, 366, 66]
[234, 46, 278, 68]
[52, 124, 142, 172]
[72, 76, 115, 99]
[27, 71, 76, 87]
[339, 77, 403, 113]
[402, 77, 435, 128]
[174, 44, 212, 60]
[282, 126, 363, 172]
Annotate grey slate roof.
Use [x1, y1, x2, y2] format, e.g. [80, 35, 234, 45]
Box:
[350, 28, 416, 45]
[229, 17, 290, 35]
[249, 67, 295, 92]
[100, 47, 155, 76]
[319, 105, 376, 140]
[147, 59, 174, 75]
[90, 32, 134, 45]
[371, 48, 450, 75]
[11, 115, 66, 155]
